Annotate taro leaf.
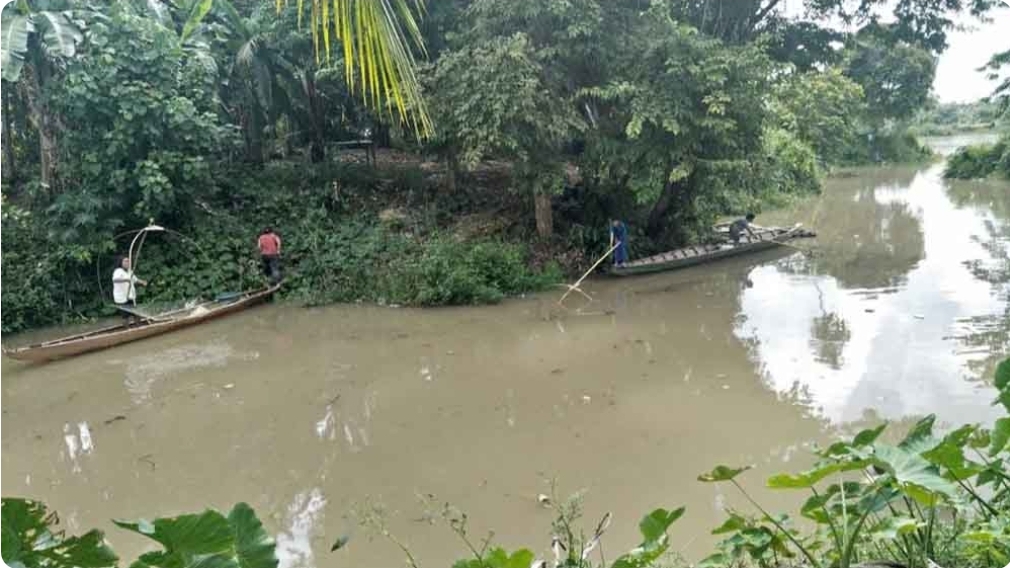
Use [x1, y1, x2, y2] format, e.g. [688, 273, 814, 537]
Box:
[996, 388, 1010, 414]
[698, 465, 753, 483]
[872, 444, 957, 504]
[799, 494, 831, 524]
[228, 503, 278, 568]
[868, 516, 921, 541]
[711, 513, 749, 534]
[898, 414, 938, 454]
[977, 459, 1004, 487]
[114, 503, 276, 568]
[922, 425, 984, 480]
[989, 417, 1010, 457]
[857, 485, 901, 517]
[611, 507, 684, 568]
[1, 498, 118, 568]
[994, 358, 1010, 411]
[970, 428, 991, 450]
[817, 424, 888, 457]
[853, 423, 888, 447]
[638, 507, 685, 541]
[767, 460, 869, 489]
[995, 357, 1010, 391]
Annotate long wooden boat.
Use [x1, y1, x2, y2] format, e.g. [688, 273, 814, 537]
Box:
[609, 225, 815, 277]
[2, 284, 281, 363]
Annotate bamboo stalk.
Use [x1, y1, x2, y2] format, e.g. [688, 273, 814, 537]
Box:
[557, 242, 620, 306]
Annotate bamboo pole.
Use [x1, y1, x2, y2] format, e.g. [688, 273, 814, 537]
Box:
[557, 242, 620, 306]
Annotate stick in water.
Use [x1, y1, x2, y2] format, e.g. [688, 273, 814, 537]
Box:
[557, 242, 621, 306]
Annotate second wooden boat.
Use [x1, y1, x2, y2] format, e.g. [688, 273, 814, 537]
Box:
[3, 284, 281, 363]
[609, 225, 815, 277]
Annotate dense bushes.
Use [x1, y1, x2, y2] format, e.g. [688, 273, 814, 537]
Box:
[0, 164, 561, 333]
[841, 131, 934, 165]
[945, 137, 1010, 179]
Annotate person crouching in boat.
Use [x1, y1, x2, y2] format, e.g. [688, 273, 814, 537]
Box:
[610, 219, 629, 267]
[112, 256, 147, 321]
[728, 213, 758, 246]
[257, 227, 282, 285]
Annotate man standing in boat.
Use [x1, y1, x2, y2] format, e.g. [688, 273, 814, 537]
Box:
[729, 213, 758, 246]
[258, 227, 282, 284]
[112, 256, 147, 312]
[610, 219, 629, 267]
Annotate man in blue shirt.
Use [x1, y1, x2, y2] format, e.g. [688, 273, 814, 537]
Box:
[610, 219, 629, 266]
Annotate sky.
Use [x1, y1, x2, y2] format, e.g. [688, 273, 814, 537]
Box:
[779, 0, 1010, 103]
[934, 8, 1010, 103]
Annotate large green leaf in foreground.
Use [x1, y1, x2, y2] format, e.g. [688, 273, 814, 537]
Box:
[113, 503, 277, 568]
[1, 498, 118, 568]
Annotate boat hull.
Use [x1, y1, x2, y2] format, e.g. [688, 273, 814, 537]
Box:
[4, 285, 280, 363]
[609, 228, 813, 277]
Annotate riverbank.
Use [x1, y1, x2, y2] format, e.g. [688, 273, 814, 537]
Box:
[1, 142, 938, 336]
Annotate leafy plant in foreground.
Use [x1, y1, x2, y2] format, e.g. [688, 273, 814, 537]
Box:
[698, 358, 1010, 568]
[0, 500, 278, 568]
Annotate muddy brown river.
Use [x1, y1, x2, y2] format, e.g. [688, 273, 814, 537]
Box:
[3, 136, 1008, 567]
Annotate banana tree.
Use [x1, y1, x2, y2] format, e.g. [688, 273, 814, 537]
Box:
[1, 0, 85, 192]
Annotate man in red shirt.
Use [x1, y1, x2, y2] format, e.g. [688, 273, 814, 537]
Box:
[257, 227, 282, 284]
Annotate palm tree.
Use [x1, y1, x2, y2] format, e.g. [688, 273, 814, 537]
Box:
[1, 0, 85, 191]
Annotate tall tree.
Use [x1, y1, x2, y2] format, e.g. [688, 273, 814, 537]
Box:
[844, 29, 936, 126]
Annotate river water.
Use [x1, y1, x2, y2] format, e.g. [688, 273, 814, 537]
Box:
[3, 136, 1008, 566]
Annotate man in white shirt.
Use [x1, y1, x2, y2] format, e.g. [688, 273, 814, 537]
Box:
[112, 256, 147, 308]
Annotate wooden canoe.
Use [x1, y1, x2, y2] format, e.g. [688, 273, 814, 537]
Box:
[2, 284, 281, 363]
[609, 225, 815, 277]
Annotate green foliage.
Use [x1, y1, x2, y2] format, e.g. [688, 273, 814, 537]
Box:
[0, 0, 85, 83]
[427, 33, 580, 172]
[911, 99, 1006, 136]
[451, 548, 534, 568]
[1, 163, 560, 333]
[1, 499, 118, 568]
[113, 503, 277, 568]
[844, 33, 936, 125]
[609, 508, 684, 568]
[52, 2, 236, 242]
[769, 68, 866, 165]
[700, 360, 1010, 568]
[945, 137, 1010, 180]
[2, 499, 276, 568]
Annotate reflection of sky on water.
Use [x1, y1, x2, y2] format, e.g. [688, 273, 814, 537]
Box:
[737, 165, 1008, 426]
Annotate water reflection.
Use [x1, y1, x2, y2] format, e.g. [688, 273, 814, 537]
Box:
[779, 170, 926, 289]
[739, 164, 1008, 425]
[944, 178, 1010, 377]
[276, 488, 327, 568]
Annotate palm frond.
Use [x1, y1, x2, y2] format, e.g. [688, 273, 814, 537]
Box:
[277, 0, 431, 137]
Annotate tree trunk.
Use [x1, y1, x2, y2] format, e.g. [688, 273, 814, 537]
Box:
[444, 149, 459, 193]
[22, 60, 59, 193]
[2, 86, 16, 184]
[304, 69, 326, 163]
[245, 107, 264, 164]
[375, 122, 391, 148]
[646, 173, 689, 238]
[534, 192, 553, 239]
